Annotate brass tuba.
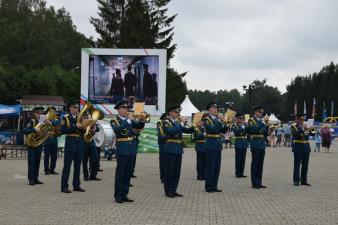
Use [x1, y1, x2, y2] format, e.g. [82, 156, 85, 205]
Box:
[80, 102, 104, 143]
[26, 108, 58, 147]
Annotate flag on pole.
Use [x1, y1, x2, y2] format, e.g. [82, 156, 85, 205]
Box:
[331, 101, 334, 117]
[303, 101, 307, 120]
[294, 101, 297, 117]
[312, 98, 316, 119]
[322, 101, 327, 121]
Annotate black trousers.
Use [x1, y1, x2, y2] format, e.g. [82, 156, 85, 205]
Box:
[205, 150, 221, 191]
[159, 153, 165, 182]
[163, 153, 182, 194]
[61, 151, 82, 190]
[82, 144, 99, 179]
[293, 152, 310, 183]
[235, 148, 247, 176]
[44, 144, 58, 172]
[250, 148, 265, 186]
[27, 147, 42, 182]
[196, 151, 206, 179]
[131, 153, 137, 176]
[114, 155, 133, 199]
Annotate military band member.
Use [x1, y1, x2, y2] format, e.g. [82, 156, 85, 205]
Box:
[43, 107, 60, 175]
[129, 105, 146, 181]
[291, 114, 311, 186]
[193, 120, 206, 181]
[111, 100, 143, 203]
[231, 113, 248, 178]
[157, 113, 168, 183]
[60, 103, 85, 193]
[23, 107, 45, 185]
[248, 105, 269, 189]
[162, 106, 194, 198]
[202, 102, 227, 193]
[82, 119, 101, 181]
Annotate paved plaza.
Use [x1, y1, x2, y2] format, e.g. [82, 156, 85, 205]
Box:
[1, 144, 338, 225]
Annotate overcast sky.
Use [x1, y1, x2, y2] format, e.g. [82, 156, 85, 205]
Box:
[46, 0, 338, 93]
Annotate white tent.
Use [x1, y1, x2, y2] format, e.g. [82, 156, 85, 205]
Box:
[269, 113, 281, 124]
[180, 95, 199, 117]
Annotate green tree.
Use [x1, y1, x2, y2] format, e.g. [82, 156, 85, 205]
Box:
[0, 0, 90, 103]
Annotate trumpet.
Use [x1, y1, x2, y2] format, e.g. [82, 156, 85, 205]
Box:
[128, 111, 151, 123]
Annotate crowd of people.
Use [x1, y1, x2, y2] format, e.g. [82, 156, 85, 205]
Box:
[20, 100, 335, 204]
[221, 122, 334, 152]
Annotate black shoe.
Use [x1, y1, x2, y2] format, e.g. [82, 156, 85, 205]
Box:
[61, 188, 72, 193]
[34, 180, 43, 184]
[122, 197, 134, 202]
[236, 175, 241, 178]
[174, 192, 183, 197]
[294, 182, 299, 186]
[165, 192, 175, 198]
[45, 171, 50, 175]
[131, 175, 137, 178]
[49, 171, 58, 175]
[29, 180, 35, 185]
[259, 185, 267, 188]
[84, 176, 89, 181]
[301, 183, 311, 186]
[213, 189, 222, 192]
[97, 168, 104, 172]
[89, 177, 102, 181]
[73, 187, 85, 192]
[115, 197, 124, 203]
[129, 183, 133, 187]
[252, 185, 260, 189]
[240, 175, 247, 178]
[206, 189, 214, 193]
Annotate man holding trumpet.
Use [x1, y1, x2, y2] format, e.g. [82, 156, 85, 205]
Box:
[111, 100, 144, 203]
[202, 102, 227, 193]
[291, 113, 311, 186]
[248, 105, 269, 189]
[231, 113, 248, 178]
[162, 105, 195, 198]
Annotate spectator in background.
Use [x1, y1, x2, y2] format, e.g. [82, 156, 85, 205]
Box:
[314, 130, 321, 152]
[276, 127, 283, 146]
[284, 123, 292, 147]
[269, 126, 276, 147]
[321, 124, 332, 153]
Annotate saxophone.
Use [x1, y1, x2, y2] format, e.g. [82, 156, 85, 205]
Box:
[26, 108, 58, 147]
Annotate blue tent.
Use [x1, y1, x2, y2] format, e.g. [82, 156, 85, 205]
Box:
[0, 104, 22, 117]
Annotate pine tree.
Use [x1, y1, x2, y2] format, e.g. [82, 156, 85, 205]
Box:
[90, 0, 125, 47]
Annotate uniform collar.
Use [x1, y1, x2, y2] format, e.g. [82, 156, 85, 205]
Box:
[118, 115, 127, 120]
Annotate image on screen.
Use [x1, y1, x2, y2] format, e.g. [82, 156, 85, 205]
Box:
[88, 55, 159, 105]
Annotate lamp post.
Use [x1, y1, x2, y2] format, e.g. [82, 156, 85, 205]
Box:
[243, 83, 255, 115]
[225, 101, 234, 110]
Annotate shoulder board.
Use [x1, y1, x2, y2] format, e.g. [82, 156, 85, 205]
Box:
[110, 118, 120, 126]
[248, 118, 256, 126]
[163, 119, 173, 128]
[291, 124, 298, 130]
[203, 117, 213, 125]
